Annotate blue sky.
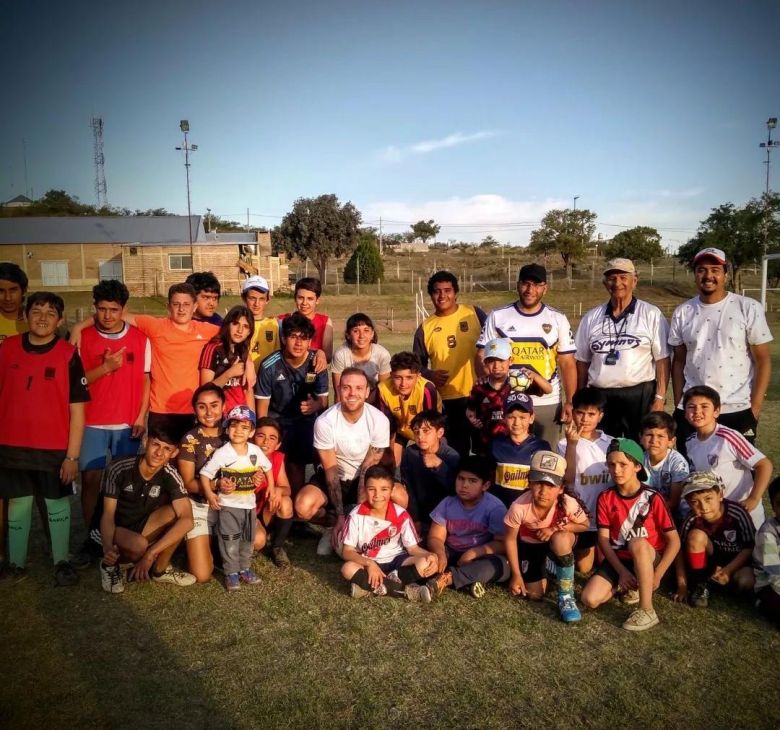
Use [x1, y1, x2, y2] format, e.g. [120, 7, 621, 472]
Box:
[2, 0, 778, 248]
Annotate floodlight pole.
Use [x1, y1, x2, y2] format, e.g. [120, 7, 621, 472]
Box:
[176, 120, 197, 271]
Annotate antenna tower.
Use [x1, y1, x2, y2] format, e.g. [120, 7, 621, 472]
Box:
[90, 116, 108, 207]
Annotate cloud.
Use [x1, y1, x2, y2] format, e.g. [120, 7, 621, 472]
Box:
[650, 186, 705, 199]
[377, 130, 497, 164]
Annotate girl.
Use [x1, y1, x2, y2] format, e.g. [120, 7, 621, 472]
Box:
[331, 313, 391, 404]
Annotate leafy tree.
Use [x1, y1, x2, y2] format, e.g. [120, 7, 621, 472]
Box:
[479, 235, 499, 249]
[343, 232, 384, 284]
[381, 232, 405, 249]
[410, 219, 440, 244]
[602, 226, 664, 262]
[204, 212, 245, 232]
[528, 208, 596, 280]
[276, 194, 362, 282]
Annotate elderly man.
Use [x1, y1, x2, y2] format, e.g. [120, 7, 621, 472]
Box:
[575, 258, 670, 441]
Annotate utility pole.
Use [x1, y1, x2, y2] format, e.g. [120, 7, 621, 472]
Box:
[175, 120, 198, 270]
[573, 195, 579, 211]
[759, 117, 779, 256]
[379, 216, 383, 255]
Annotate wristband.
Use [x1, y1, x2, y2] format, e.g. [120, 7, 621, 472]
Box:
[64, 456, 78, 462]
[654, 394, 664, 401]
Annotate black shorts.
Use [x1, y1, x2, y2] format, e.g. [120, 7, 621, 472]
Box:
[596, 553, 660, 586]
[115, 514, 151, 536]
[518, 541, 554, 584]
[281, 419, 317, 466]
[306, 467, 360, 509]
[575, 531, 599, 551]
[148, 412, 195, 445]
[0, 467, 73, 500]
[376, 553, 409, 575]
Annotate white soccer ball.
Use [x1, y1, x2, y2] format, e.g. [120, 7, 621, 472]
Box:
[508, 367, 532, 392]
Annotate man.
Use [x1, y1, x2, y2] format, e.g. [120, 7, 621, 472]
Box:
[97, 429, 196, 594]
[478, 263, 576, 446]
[241, 275, 280, 371]
[0, 262, 28, 343]
[413, 271, 486, 456]
[669, 247, 773, 448]
[574, 258, 670, 441]
[186, 271, 223, 325]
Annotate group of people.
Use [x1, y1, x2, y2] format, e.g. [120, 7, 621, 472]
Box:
[0, 246, 777, 633]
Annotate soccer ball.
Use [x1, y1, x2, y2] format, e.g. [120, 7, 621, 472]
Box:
[508, 367, 532, 392]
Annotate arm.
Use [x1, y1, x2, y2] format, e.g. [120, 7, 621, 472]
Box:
[427, 521, 449, 573]
[712, 547, 753, 585]
[199, 474, 221, 511]
[597, 528, 636, 591]
[671, 344, 687, 407]
[528, 369, 553, 395]
[319, 448, 345, 517]
[413, 325, 445, 386]
[61, 402, 85, 484]
[140, 498, 194, 573]
[562, 422, 579, 487]
[322, 319, 334, 362]
[84, 346, 127, 385]
[749, 342, 771, 419]
[332, 371, 342, 401]
[177, 458, 201, 497]
[575, 359, 589, 392]
[650, 357, 670, 412]
[99, 497, 119, 565]
[557, 352, 577, 423]
[256, 398, 270, 417]
[673, 549, 688, 602]
[743, 457, 773, 514]
[667, 480, 684, 513]
[458, 538, 506, 565]
[504, 524, 526, 596]
[653, 529, 681, 589]
[355, 446, 386, 503]
[132, 373, 151, 439]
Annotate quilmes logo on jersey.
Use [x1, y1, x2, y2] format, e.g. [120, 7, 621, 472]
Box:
[591, 336, 641, 352]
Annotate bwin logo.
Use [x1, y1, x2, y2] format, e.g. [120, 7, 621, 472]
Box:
[591, 336, 641, 352]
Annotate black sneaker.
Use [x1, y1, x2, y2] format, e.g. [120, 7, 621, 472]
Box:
[54, 561, 79, 587]
[271, 547, 291, 570]
[689, 584, 710, 608]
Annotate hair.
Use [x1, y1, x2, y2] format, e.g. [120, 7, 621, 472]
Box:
[427, 270, 459, 295]
[390, 351, 421, 373]
[457, 455, 492, 483]
[25, 291, 64, 318]
[363, 464, 394, 486]
[345, 313, 378, 344]
[92, 279, 129, 307]
[255, 416, 283, 438]
[0, 262, 28, 292]
[185, 271, 221, 297]
[212, 305, 253, 363]
[281, 311, 315, 340]
[147, 425, 178, 447]
[682, 385, 720, 410]
[191, 382, 225, 409]
[571, 386, 607, 411]
[167, 282, 196, 303]
[294, 277, 322, 298]
[410, 409, 447, 431]
[339, 366, 370, 384]
[640, 411, 676, 437]
[768, 476, 780, 506]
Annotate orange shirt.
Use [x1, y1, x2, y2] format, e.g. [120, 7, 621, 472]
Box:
[134, 315, 218, 414]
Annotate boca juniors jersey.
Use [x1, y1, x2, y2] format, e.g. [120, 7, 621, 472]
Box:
[341, 501, 419, 563]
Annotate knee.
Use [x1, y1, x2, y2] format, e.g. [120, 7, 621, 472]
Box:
[191, 564, 213, 584]
[254, 531, 267, 551]
[279, 496, 294, 519]
[340, 561, 359, 580]
[294, 492, 315, 520]
[580, 587, 601, 610]
[550, 532, 575, 555]
[526, 585, 546, 601]
[686, 529, 708, 551]
[733, 568, 755, 593]
[628, 537, 653, 558]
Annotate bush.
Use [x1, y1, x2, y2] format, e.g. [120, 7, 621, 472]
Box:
[344, 236, 384, 284]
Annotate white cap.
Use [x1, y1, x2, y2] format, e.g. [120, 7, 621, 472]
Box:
[241, 275, 269, 294]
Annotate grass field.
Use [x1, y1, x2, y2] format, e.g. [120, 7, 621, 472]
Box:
[1, 284, 779, 729]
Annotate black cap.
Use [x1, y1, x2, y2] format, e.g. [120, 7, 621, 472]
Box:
[518, 263, 547, 283]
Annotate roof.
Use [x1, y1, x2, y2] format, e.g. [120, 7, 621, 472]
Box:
[205, 231, 258, 243]
[0, 216, 206, 244]
[3, 195, 33, 205]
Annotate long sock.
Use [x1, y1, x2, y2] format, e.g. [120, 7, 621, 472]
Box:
[7, 496, 34, 568]
[687, 550, 708, 587]
[350, 568, 372, 591]
[272, 517, 293, 549]
[45, 497, 71, 565]
[555, 552, 575, 597]
[396, 563, 423, 585]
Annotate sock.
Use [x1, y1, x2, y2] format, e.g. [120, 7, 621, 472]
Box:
[687, 550, 708, 586]
[555, 552, 575, 598]
[45, 497, 71, 565]
[272, 517, 293, 549]
[350, 568, 372, 591]
[396, 564, 423, 585]
[7, 496, 33, 568]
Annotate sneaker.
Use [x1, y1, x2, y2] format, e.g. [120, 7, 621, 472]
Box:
[558, 594, 582, 623]
[404, 583, 432, 603]
[152, 565, 197, 587]
[271, 547, 291, 570]
[426, 571, 452, 598]
[622, 608, 659, 632]
[350, 583, 372, 599]
[100, 561, 124, 594]
[69, 549, 93, 570]
[620, 589, 640, 606]
[54, 561, 79, 587]
[689, 584, 710, 608]
[225, 573, 241, 591]
[238, 569, 262, 585]
[470, 581, 486, 599]
[373, 582, 388, 597]
[316, 527, 334, 556]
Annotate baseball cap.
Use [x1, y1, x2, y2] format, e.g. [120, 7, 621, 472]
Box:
[603, 258, 636, 276]
[484, 338, 512, 361]
[504, 391, 534, 414]
[682, 470, 724, 500]
[607, 438, 648, 481]
[223, 405, 257, 427]
[527, 450, 567, 487]
[241, 275, 270, 294]
[518, 263, 547, 283]
[692, 247, 727, 266]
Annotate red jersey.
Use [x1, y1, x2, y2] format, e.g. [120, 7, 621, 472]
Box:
[466, 379, 511, 449]
[198, 339, 247, 413]
[680, 499, 755, 558]
[278, 312, 329, 351]
[256, 449, 285, 515]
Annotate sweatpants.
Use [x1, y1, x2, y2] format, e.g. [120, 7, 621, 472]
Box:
[447, 546, 509, 590]
[217, 506, 255, 575]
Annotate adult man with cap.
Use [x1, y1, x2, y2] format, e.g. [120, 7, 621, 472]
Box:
[574, 258, 670, 441]
[241, 275, 280, 370]
[478, 263, 576, 445]
[668, 247, 773, 447]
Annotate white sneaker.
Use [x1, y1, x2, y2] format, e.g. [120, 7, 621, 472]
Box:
[404, 583, 432, 603]
[100, 562, 124, 594]
[316, 527, 334, 556]
[152, 565, 196, 587]
[622, 608, 659, 632]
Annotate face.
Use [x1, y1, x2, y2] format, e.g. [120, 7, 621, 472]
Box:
[687, 489, 724, 522]
[254, 425, 281, 455]
[0, 279, 24, 316]
[603, 272, 637, 300]
[339, 372, 369, 412]
[94, 300, 124, 332]
[573, 405, 603, 433]
[243, 289, 269, 319]
[430, 282, 458, 315]
[530, 481, 561, 510]
[168, 293, 196, 324]
[229, 316, 251, 345]
[348, 323, 374, 350]
[295, 289, 319, 318]
[640, 427, 673, 460]
[607, 452, 641, 487]
[684, 396, 719, 430]
[412, 422, 443, 452]
[505, 408, 533, 438]
[284, 330, 312, 360]
[484, 358, 510, 379]
[195, 291, 219, 318]
[516, 279, 547, 310]
[27, 302, 62, 339]
[144, 438, 178, 470]
[694, 261, 727, 298]
[391, 368, 418, 397]
[455, 470, 487, 504]
[194, 392, 224, 429]
[365, 478, 393, 510]
[227, 420, 255, 445]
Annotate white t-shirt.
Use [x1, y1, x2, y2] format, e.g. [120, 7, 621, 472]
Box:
[313, 403, 390, 481]
[341, 501, 419, 563]
[685, 425, 766, 527]
[668, 293, 773, 413]
[557, 431, 612, 530]
[331, 343, 392, 388]
[200, 442, 271, 510]
[644, 448, 690, 519]
[477, 302, 575, 407]
[575, 298, 669, 389]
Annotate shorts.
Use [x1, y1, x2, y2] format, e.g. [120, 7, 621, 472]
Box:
[596, 554, 661, 586]
[375, 553, 409, 574]
[306, 467, 360, 509]
[281, 419, 317, 466]
[115, 514, 151, 536]
[80, 426, 140, 471]
[148, 412, 195, 445]
[518, 540, 555, 584]
[575, 530, 599, 551]
[0, 467, 74, 500]
[186, 498, 217, 540]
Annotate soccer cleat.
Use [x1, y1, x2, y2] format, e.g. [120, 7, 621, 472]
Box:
[558, 594, 582, 623]
[426, 571, 452, 598]
[225, 573, 241, 591]
[152, 565, 197, 587]
[622, 608, 660, 632]
[470, 581, 486, 599]
[238, 569, 262, 585]
[54, 561, 79, 587]
[100, 561, 124, 594]
[316, 527, 334, 556]
[350, 583, 372, 599]
[689, 584, 710, 608]
[620, 589, 640, 606]
[271, 547, 291, 570]
[404, 583, 432, 603]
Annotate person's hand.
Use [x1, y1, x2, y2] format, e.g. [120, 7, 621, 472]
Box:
[431, 369, 449, 388]
[650, 397, 665, 412]
[225, 359, 245, 379]
[60, 458, 78, 484]
[652, 568, 663, 591]
[206, 491, 221, 511]
[103, 546, 120, 566]
[509, 574, 527, 597]
[421, 553, 438, 577]
[466, 408, 483, 429]
[218, 477, 236, 494]
[313, 349, 328, 374]
[300, 394, 319, 415]
[564, 419, 581, 444]
[366, 561, 385, 589]
[672, 583, 688, 603]
[129, 550, 156, 582]
[741, 496, 760, 514]
[561, 401, 573, 424]
[267, 486, 281, 513]
[457, 548, 480, 566]
[421, 452, 443, 470]
[435, 551, 448, 573]
[617, 566, 637, 592]
[711, 566, 730, 586]
[252, 470, 268, 491]
[102, 346, 126, 373]
[331, 515, 346, 551]
[535, 527, 557, 542]
[131, 416, 146, 440]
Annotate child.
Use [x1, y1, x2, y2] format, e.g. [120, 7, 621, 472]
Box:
[339, 465, 438, 601]
[673, 471, 755, 608]
[279, 277, 334, 361]
[200, 405, 273, 591]
[378, 351, 442, 464]
[683, 385, 773, 529]
[640, 411, 690, 522]
[331, 313, 391, 402]
[581, 439, 680, 632]
[426, 455, 509, 599]
[467, 338, 550, 456]
[241, 276, 280, 371]
[489, 392, 550, 508]
[186, 271, 223, 325]
[557, 387, 613, 573]
[252, 417, 294, 568]
[754, 477, 780, 627]
[503, 450, 588, 622]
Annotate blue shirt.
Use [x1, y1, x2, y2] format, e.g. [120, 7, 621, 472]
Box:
[489, 434, 551, 507]
[255, 350, 329, 425]
[430, 493, 507, 552]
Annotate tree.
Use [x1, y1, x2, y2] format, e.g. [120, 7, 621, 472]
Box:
[381, 232, 405, 249]
[276, 194, 362, 282]
[479, 235, 499, 249]
[602, 226, 664, 262]
[203, 212, 244, 232]
[410, 219, 440, 244]
[528, 208, 596, 280]
[343, 231, 384, 284]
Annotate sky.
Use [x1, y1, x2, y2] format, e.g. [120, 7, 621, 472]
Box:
[2, 0, 779, 249]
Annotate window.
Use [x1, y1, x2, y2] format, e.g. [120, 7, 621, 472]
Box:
[41, 261, 69, 286]
[169, 254, 193, 271]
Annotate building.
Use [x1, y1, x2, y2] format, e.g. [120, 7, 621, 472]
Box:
[2, 195, 33, 208]
[0, 216, 288, 296]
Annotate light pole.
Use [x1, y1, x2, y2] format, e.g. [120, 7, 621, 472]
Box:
[573, 195, 579, 211]
[175, 120, 198, 271]
[759, 117, 778, 196]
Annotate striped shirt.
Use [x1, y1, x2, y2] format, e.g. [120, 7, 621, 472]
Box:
[754, 517, 780, 594]
[680, 499, 755, 557]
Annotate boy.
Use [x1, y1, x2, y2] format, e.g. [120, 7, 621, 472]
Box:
[186, 271, 223, 325]
[279, 277, 333, 361]
[0, 261, 28, 342]
[200, 405, 273, 591]
[754, 477, 780, 626]
[241, 275, 280, 370]
[640, 411, 689, 521]
[489, 392, 550, 508]
[581, 439, 680, 631]
[426, 455, 509, 599]
[378, 351, 442, 464]
[339, 465, 437, 601]
[400, 410, 460, 528]
[683, 385, 773, 528]
[557, 387, 613, 573]
[674, 471, 755, 608]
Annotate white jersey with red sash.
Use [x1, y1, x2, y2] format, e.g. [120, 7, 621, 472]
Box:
[341, 501, 419, 562]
